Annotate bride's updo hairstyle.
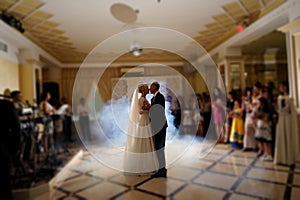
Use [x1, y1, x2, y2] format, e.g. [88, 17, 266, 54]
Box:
[138, 84, 148, 93]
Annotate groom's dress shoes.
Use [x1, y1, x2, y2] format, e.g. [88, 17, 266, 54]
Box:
[151, 168, 167, 178]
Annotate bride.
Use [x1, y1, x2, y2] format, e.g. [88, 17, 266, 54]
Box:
[123, 84, 158, 174]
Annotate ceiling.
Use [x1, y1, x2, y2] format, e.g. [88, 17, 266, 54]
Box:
[242, 30, 286, 55]
[0, 0, 287, 64]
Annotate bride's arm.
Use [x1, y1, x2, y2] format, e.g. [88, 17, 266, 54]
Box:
[143, 100, 150, 110]
[139, 98, 150, 113]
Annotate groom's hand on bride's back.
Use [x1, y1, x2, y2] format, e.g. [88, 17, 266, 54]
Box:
[149, 104, 167, 134]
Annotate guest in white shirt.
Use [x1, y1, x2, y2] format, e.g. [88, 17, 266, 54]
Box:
[60, 97, 73, 143]
[77, 97, 91, 141]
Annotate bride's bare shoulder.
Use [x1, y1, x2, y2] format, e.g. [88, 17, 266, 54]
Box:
[138, 97, 145, 104]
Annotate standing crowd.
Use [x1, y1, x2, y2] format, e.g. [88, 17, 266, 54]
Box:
[223, 81, 299, 166]
[169, 81, 299, 166]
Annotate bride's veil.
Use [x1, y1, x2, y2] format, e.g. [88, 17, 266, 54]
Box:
[128, 87, 139, 137]
[127, 86, 152, 138]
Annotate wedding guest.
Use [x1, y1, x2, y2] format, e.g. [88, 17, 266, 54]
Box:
[170, 96, 181, 130]
[265, 81, 275, 106]
[202, 92, 211, 136]
[253, 82, 263, 101]
[262, 88, 277, 154]
[77, 97, 92, 141]
[274, 81, 299, 165]
[39, 91, 56, 153]
[252, 82, 263, 154]
[242, 88, 256, 151]
[254, 97, 273, 161]
[229, 100, 244, 148]
[194, 93, 204, 137]
[182, 100, 194, 134]
[60, 97, 73, 143]
[183, 94, 199, 135]
[11, 90, 33, 162]
[212, 87, 225, 142]
[10, 90, 25, 115]
[225, 91, 235, 143]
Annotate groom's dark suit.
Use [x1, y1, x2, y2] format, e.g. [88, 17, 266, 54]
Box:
[150, 91, 168, 177]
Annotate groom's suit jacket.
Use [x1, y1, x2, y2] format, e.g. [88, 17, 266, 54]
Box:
[150, 92, 168, 150]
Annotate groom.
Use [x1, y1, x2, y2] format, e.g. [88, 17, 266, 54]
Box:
[149, 82, 168, 178]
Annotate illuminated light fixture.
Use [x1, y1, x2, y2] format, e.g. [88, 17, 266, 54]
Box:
[129, 43, 142, 56]
[236, 17, 250, 32]
[131, 47, 142, 56]
[236, 22, 244, 32]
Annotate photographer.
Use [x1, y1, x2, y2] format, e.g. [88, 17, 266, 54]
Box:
[10, 90, 24, 115]
[0, 98, 21, 200]
[11, 91, 34, 163]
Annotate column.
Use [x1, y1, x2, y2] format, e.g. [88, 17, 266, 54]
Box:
[17, 49, 42, 105]
[278, 5, 300, 157]
[278, 18, 300, 107]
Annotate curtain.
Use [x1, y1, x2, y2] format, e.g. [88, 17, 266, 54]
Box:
[97, 68, 121, 103]
[61, 68, 79, 105]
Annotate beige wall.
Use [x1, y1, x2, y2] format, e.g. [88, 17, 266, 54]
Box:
[42, 67, 62, 100]
[0, 57, 19, 94]
[193, 73, 208, 94]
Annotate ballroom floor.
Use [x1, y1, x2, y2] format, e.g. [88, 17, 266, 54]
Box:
[33, 142, 300, 200]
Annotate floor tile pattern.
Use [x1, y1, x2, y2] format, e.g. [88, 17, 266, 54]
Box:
[43, 144, 300, 200]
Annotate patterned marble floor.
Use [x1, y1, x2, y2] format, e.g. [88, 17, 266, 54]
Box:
[36, 143, 300, 200]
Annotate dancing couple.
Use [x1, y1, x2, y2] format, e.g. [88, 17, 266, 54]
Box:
[124, 81, 168, 178]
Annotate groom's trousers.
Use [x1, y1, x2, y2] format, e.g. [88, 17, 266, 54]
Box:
[154, 127, 167, 170]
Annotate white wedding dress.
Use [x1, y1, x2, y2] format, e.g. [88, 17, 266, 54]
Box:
[123, 90, 158, 174]
[274, 95, 299, 165]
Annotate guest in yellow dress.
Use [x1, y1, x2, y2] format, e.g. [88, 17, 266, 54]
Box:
[229, 101, 244, 148]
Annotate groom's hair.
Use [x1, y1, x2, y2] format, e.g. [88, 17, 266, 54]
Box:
[152, 82, 160, 89]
